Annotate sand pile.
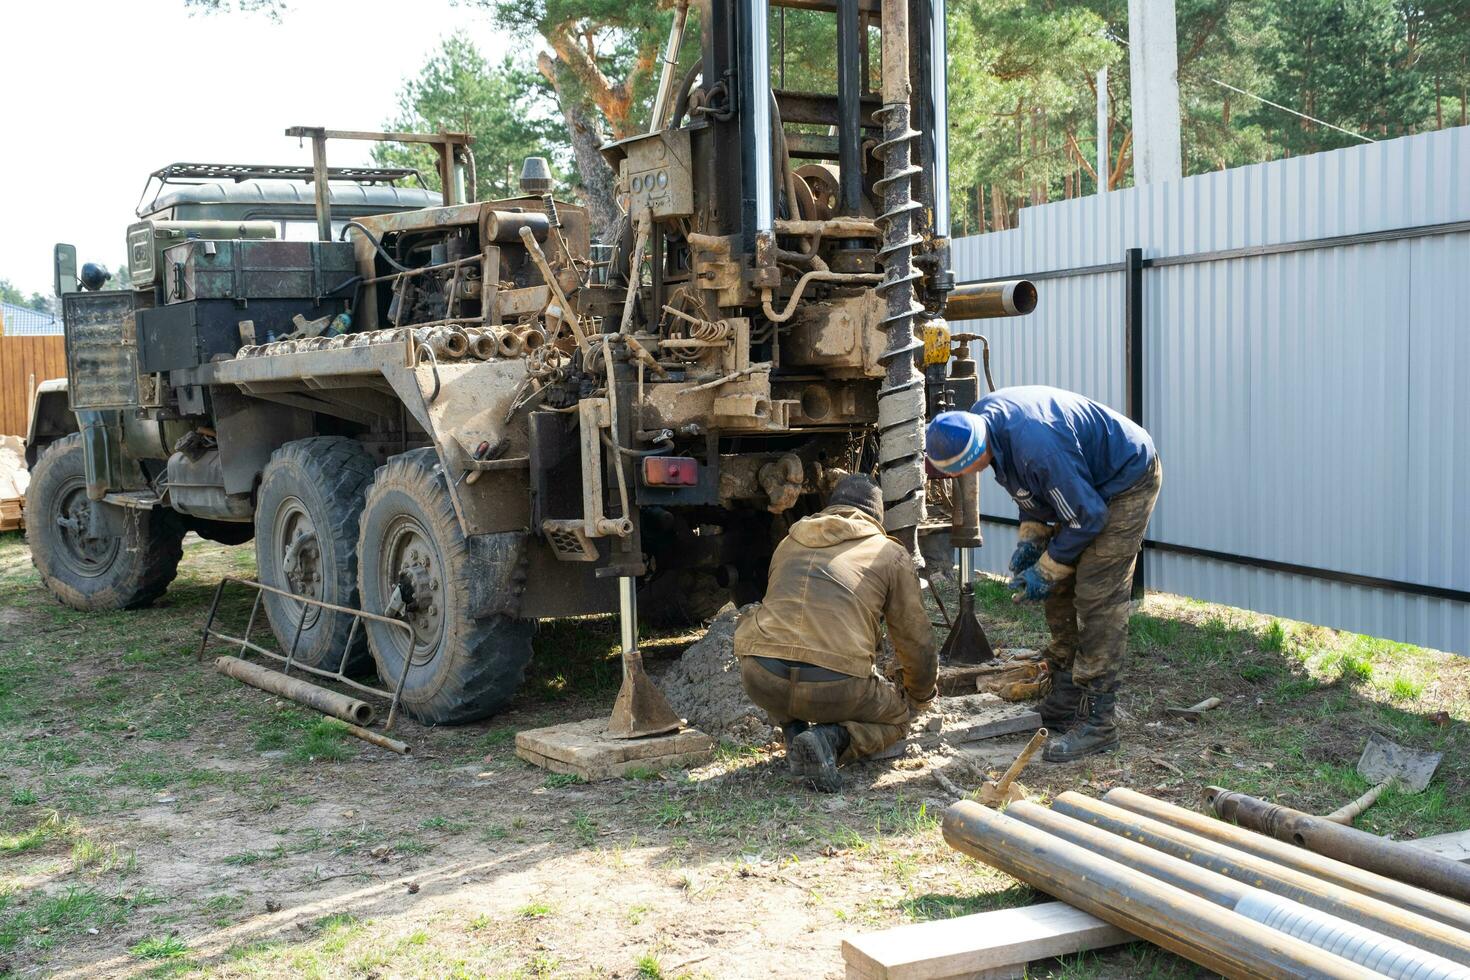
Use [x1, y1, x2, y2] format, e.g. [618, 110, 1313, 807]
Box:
[659, 605, 775, 745]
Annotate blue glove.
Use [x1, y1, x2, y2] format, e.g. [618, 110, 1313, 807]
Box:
[1009, 564, 1054, 603]
[1008, 539, 1045, 575]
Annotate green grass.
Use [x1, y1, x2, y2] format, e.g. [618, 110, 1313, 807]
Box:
[9, 788, 37, 806]
[634, 952, 665, 979]
[542, 772, 584, 789]
[517, 901, 554, 919]
[1, 811, 78, 854]
[130, 934, 188, 960]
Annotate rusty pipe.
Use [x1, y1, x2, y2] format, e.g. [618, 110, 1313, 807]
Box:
[496, 328, 525, 358]
[513, 324, 546, 351]
[341, 723, 411, 755]
[942, 800, 1377, 979]
[1051, 792, 1470, 965]
[466, 327, 498, 360]
[1103, 788, 1470, 935]
[946, 279, 1038, 321]
[1007, 801, 1470, 977]
[215, 656, 375, 726]
[1209, 787, 1470, 904]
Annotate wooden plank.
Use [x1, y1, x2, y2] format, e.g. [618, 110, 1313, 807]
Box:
[1409, 830, 1470, 864]
[0, 336, 64, 438]
[515, 718, 715, 781]
[842, 901, 1131, 980]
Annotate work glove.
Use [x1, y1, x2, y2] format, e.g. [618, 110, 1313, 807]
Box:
[1009, 553, 1073, 604]
[1008, 521, 1054, 575]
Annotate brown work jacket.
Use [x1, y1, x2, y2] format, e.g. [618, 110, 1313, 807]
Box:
[733, 506, 937, 698]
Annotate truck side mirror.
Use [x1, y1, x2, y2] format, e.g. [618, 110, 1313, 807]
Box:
[53, 243, 78, 297]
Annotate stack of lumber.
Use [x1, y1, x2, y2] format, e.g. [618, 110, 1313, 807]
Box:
[0, 434, 26, 531]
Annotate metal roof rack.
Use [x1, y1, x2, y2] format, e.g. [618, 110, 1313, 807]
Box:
[136, 163, 429, 217]
[148, 162, 425, 185]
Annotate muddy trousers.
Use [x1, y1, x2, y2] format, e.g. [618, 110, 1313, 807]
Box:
[739, 658, 911, 762]
[1043, 458, 1163, 692]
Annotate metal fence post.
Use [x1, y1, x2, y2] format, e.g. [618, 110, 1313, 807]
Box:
[1125, 247, 1146, 600]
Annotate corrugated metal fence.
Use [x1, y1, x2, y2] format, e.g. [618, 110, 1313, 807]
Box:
[950, 126, 1469, 655]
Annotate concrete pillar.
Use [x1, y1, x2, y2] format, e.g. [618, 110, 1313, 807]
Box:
[1127, 0, 1182, 184]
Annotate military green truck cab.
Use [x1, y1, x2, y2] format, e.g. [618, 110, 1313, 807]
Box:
[27, 163, 441, 606]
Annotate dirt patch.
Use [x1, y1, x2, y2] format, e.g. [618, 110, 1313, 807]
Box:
[657, 605, 775, 745]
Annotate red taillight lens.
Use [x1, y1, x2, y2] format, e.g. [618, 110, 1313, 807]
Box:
[643, 456, 699, 486]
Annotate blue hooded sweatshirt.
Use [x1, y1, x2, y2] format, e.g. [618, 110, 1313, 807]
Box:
[970, 386, 1156, 565]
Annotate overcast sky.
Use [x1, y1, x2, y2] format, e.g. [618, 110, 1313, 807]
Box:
[0, 0, 516, 297]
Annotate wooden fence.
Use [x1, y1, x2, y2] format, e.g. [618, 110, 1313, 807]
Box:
[0, 336, 66, 438]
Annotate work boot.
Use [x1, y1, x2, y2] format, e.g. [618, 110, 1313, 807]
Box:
[1036, 669, 1084, 730]
[1043, 687, 1119, 762]
[790, 724, 850, 793]
[781, 721, 809, 774]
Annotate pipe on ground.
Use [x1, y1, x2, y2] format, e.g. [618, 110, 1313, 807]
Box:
[941, 800, 1382, 979]
[1018, 798, 1470, 973]
[1100, 789, 1470, 935]
[214, 656, 375, 726]
[1210, 787, 1470, 905]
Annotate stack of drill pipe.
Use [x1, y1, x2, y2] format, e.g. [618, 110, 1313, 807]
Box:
[1209, 787, 1470, 904]
[943, 796, 1470, 979]
[1103, 788, 1470, 934]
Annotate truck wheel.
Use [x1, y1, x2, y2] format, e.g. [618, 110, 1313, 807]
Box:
[639, 569, 730, 627]
[357, 449, 534, 725]
[255, 437, 377, 672]
[25, 433, 185, 610]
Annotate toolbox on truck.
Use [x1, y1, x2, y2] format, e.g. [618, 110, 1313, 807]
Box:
[161, 239, 356, 304]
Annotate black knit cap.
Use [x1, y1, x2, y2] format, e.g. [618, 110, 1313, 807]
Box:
[828, 474, 884, 523]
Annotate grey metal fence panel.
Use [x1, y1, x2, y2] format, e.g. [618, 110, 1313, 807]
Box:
[948, 127, 1470, 654]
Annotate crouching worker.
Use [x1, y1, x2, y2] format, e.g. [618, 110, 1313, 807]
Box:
[926, 386, 1161, 763]
[734, 475, 938, 793]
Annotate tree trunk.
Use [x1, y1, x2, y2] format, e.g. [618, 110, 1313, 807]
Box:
[541, 53, 620, 243]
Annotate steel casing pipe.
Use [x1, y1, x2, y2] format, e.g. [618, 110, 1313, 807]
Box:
[1046, 793, 1470, 967]
[215, 656, 376, 726]
[942, 800, 1379, 979]
[946, 279, 1039, 321]
[1103, 788, 1470, 935]
[1210, 788, 1470, 905]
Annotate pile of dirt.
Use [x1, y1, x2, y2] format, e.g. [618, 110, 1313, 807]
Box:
[658, 605, 775, 745]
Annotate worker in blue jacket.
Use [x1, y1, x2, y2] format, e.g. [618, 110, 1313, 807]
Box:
[925, 386, 1162, 761]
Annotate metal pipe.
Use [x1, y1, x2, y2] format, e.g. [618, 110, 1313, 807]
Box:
[941, 800, 1379, 979]
[308, 128, 332, 243]
[836, 0, 863, 218]
[1210, 787, 1470, 905]
[775, 217, 882, 238]
[651, 0, 692, 129]
[1017, 805, 1470, 975]
[1044, 793, 1470, 967]
[748, 2, 774, 234]
[1104, 788, 1470, 936]
[946, 279, 1039, 320]
[341, 723, 411, 755]
[215, 656, 375, 726]
[875, 0, 928, 562]
[929, 0, 951, 238]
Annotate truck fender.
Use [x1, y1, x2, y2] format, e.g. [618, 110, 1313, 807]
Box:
[25, 379, 77, 468]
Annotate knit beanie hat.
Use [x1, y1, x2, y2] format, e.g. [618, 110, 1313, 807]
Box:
[926, 411, 988, 476]
[828, 474, 884, 523]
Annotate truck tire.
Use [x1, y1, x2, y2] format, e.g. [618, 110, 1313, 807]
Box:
[255, 437, 377, 672]
[25, 433, 185, 610]
[357, 449, 534, 725]
[639, 569, 730, 627]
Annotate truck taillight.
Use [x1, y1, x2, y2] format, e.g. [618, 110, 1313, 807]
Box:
[643, 456, 698, 487]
